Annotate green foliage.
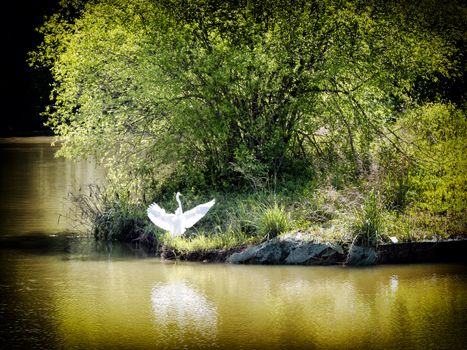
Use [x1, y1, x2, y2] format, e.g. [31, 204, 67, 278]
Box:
[375, 102, 466, 235]
[30, 0, 465, 200]
[385, 208, 466, 242]
[258, 203, 290, 240]
[93, 198, 151, 242]
[404, 103, 466, 214]
[70, 185, 158, 243]
[352, 190, 384, 247]
[161, 230, 257, 254]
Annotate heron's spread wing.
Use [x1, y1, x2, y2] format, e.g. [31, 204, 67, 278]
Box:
[147, 203, 175, 232]
[183, 199, 215, 229]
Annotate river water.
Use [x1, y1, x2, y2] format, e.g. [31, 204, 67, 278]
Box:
[0, 137, 466, 349]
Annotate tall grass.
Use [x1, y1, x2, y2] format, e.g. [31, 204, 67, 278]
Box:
[352, 190, 384, 247]
[69, 185, 159, 243]
[258, 203, 290, 240]
[161, 229, 258, 254]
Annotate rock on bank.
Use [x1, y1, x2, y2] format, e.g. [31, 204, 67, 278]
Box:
[225, 238, 467, 266]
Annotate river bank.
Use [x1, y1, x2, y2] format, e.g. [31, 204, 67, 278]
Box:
[160, 238, 467, 266]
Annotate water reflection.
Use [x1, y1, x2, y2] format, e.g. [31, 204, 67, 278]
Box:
[0, 234, 157, 260]
[0, 137, 104, 235]
[151, 281, 218, 347]
[390, 275, 399, 293]
[1, 245, 466, 349]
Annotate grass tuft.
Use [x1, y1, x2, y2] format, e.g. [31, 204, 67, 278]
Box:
[352, 190, 384, 247]
[258, 203, 290, 240]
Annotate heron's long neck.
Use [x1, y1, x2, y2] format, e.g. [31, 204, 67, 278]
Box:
[176, 193, 183, 214]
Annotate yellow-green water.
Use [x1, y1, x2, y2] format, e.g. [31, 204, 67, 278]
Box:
[0, 138, 466, 349]
[0, 137, 103, 236]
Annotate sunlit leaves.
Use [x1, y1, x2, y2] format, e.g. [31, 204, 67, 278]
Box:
[31, 0, 465, 200]
[403, 103, 466, 213]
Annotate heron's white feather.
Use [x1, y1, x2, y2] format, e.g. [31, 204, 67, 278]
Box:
[147, 193, 215, 237]
[183, 199, 216, 229]
[147, 203, 176, 232]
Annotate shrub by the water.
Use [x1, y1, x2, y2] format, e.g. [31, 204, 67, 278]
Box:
[352, 191, 384, 247]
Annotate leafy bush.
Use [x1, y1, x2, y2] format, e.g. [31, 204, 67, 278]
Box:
[404, 103, 466, 215]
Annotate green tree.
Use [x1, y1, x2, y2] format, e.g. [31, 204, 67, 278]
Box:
[30, 0, 465, 200]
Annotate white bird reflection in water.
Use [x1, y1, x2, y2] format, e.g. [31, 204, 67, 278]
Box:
[151, 281, 218, 347]
[390, 275, 399, 293]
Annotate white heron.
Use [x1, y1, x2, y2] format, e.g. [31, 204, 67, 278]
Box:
[147, 192, 215, 237]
